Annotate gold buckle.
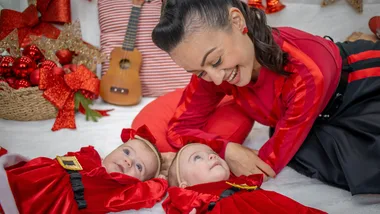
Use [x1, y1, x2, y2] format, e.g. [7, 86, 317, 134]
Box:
[225, 181, 258, 190]
[56, 156, 83, 171]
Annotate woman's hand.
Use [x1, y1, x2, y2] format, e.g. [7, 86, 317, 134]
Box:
[224, 143, 276, 179]
[160, 152, 176, 177]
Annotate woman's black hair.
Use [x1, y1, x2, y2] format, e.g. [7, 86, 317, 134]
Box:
[152, 0, 289, 76]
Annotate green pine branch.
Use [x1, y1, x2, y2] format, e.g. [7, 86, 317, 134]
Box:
[75, 92, 102, 122]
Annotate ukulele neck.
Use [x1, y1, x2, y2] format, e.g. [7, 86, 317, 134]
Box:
[122, 5, 141, 51]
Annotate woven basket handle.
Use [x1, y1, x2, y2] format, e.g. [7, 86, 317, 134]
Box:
[0, 82, 14, 94]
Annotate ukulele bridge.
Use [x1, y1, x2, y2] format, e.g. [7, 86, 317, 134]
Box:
[110, 86, 129, 94]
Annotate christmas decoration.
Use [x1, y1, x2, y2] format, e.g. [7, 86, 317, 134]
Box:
[30, 68, 41, 85]
[14, 79, 32, 89]
[40, 60, 57, 70]
[63, 64, 77, 73]
[321, 0, 363, 13]
[0, 2, 66, 47]
[5, 77, 16, 88]
[51, 67, 65, 76]
[22, 45, 44, 62]
[0, 56, 15, 77]
[248, 0, 265, 11]
[266, 0, 286, 14]
[369, 16, 380, 39]
[39, 65, 112, 131]
[30, 21, 107, 71]
[12, 56, 37, 79]
[0, 1, 109, 127]
[55, 49, 73, 65]
[0, 30, 20, 57]
[247, 0, 285, 14]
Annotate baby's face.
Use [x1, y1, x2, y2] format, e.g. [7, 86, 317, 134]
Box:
[103, 139, 158, 181]
[179, 144, 230, 186]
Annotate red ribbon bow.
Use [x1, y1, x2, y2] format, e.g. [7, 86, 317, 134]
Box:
[121, 125, 157, 145]
[39, 65, 105, 131]
[0, 0, 71, 46]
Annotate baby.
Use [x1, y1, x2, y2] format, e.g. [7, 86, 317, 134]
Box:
[164, 143, 326, 214]
[0, 125, 167, 214]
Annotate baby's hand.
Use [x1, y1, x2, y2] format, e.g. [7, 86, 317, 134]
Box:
[189, 208, 197, 214]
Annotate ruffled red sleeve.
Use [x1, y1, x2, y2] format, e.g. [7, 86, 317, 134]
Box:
[97, 177, 169, 212]
[162, 174, 326, 214]
[162, 187, 218, 214]
[167, 75, 230, 157]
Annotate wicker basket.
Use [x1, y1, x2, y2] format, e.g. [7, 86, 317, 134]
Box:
[0, 82, 57, 121]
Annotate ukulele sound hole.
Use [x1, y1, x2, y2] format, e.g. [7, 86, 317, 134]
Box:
[119, 59, 131, 69]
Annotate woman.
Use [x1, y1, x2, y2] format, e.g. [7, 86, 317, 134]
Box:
[152, 0, 380, 195]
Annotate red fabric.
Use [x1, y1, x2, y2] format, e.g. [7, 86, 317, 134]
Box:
[132, 89, 254, 152]
[162, 174, 326, 214]
[347, 50, 380, 64]
[166, 27, 343, 173]
[348, 67, 380, 83]
[5, 146, 168, 214]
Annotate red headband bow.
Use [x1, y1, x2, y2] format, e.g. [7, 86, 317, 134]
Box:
[180, 135, 223, 154]
[120, 125, 157, 145]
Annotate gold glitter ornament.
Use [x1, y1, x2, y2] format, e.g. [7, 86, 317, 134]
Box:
[29, 35, 60, 63]
[0, 29, 21, 57]
[30, 21, 106, 72]
[321, 0, 363, 13]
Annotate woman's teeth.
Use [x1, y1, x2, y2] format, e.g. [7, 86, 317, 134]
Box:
[228, 67, 238, 82]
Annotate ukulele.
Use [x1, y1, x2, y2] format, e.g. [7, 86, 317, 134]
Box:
[100, 0, 147, 106]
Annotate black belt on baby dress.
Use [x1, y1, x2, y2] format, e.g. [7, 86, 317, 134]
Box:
[66, 170, 87, 209]
[207, 186, 258, 211]
[56, 156, 87, 210]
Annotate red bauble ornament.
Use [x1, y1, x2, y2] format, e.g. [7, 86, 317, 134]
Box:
[30, 68, 41, 86]
[51, 67, 65, 76]
[14, 79, 32, 89]
[12, 56, 37, 79]
[40, 60, 57, 71]
[22, 45, 44, 62]
[369, 16, 380, 39]
[0, 56, 15, 78]
[266, 0, 286, 14]
[5, 77, 16, 88]
[55, 49, 73, 65]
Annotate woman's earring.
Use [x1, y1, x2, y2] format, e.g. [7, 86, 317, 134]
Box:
[242, 27, 248, 34]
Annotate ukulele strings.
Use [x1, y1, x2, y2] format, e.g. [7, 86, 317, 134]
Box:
[120, 3, 141, 87]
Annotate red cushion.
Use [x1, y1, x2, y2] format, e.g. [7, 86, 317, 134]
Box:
[132, 89, 254, 152]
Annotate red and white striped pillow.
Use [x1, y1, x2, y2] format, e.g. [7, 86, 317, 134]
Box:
[98, 0, 191, 97]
